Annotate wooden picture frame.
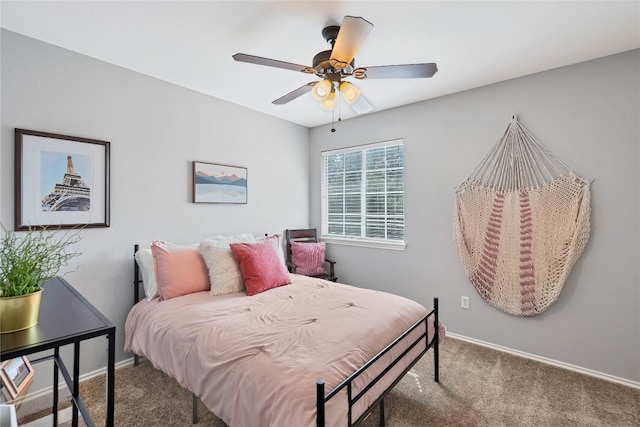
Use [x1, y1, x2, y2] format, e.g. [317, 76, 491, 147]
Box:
[192, 161, 247, 204]
[0, 357, 34, 400]
[14, 128, 111, 231]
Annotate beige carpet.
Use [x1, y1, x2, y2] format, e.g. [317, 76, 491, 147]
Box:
[22, 337, 640, 426]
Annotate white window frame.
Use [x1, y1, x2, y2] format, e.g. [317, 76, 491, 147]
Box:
[321, 139, 406, 251]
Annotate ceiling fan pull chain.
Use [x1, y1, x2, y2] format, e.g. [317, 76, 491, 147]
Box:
[331, 103, 336, 132]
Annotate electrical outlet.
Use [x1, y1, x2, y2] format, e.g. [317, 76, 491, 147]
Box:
[461, 296, 470, 309]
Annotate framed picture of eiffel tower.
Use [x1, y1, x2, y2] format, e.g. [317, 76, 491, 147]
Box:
[14, 128, 110, 231]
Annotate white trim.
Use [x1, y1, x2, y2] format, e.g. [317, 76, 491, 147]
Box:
[321, 139, 405, 245]
[321, 138, 403, 155]
[12, 358, 134, 412]
[322, 236, 406, 251]
[22, 407, 72, 427]
[447, 332, 640, 390]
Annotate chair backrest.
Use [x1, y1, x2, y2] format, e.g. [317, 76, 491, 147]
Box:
[285, 228, 319, 266]
[285, 228, 337, 281]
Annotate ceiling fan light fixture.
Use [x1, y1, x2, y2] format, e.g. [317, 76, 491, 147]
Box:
[320, 90, 336, 110]
[339, 81, 361, 104]
[311, 79, 332, 101]
[351, 94, 374, 114]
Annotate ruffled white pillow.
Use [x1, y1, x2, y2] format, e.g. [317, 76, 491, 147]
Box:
[199, 233, 257, 295]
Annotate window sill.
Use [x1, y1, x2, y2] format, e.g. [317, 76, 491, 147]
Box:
[320, 236, 406, 251]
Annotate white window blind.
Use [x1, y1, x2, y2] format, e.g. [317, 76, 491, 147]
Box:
[321, 139, 404, 246]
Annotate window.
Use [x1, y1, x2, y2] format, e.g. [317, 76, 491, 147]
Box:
[321, 139, 405, 249]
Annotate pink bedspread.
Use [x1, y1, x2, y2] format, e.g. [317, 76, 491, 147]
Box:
[125, 274, 442, 426]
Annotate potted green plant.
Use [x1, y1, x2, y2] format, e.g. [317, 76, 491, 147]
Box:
[0, 226, 81, 333]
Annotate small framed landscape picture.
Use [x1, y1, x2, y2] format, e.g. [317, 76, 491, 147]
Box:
[0, 357, 34, 400]
[193, 161, 247, 204]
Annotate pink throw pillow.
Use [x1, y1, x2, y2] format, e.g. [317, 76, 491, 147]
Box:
[230, 242, 290, 296]
[291, 241, 326, 276]
[151, 241, 210, 300]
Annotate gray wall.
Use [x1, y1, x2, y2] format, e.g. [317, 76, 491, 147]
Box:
[309, 50, 640, 383]
[1, 30, 310, 394]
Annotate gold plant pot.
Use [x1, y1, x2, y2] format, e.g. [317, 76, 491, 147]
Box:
[0, 290, 43, 334]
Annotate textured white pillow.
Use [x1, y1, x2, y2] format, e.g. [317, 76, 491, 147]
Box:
[199, 233, 257, 295]
[134, 248, 158, 301]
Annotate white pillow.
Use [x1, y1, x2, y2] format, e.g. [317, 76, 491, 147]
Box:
[257, 234, 286, 267]
[199, 233, 257, 296]
[134, 248, 158, 301]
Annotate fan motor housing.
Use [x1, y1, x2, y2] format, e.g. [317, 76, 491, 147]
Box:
[313, 50, 354, 75]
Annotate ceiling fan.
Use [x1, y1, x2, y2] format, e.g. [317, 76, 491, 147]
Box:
[232, 16, 438, 115]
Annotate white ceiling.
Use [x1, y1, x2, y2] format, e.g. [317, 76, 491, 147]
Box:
[1, 1, 638, 128]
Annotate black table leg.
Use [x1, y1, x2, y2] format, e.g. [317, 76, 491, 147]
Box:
[53, 348, 59, 427]
[106, 332, 115, 426]
[73, 341, 80, 427]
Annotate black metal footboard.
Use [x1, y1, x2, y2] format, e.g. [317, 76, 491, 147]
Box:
[316, 298, 439, 427]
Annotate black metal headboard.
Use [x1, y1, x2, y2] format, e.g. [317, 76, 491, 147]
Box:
[133, 244, 143, 305]
[132, 244, 144, 366]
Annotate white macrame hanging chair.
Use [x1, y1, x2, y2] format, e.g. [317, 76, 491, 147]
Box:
[453, 116, 591, 316]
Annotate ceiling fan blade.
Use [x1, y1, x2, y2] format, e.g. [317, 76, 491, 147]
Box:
[272, 83, 316, 105]
[355, 63, 438, 79]
[330, 16, 373, 70]
[349, 93, 373, 115]
[233, 53, 312, 73]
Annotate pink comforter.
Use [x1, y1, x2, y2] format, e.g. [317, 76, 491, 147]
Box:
[124, 274, 441, 426]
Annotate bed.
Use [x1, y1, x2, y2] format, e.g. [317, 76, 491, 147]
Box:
[125, 241, 444, 427]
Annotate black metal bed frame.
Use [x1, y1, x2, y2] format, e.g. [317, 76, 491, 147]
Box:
[131, 244, 439, 426]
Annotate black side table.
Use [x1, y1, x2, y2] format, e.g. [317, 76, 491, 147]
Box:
[1, 277, 115, 426]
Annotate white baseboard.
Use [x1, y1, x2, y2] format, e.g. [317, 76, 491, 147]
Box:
[15, 358, 134, 418]
[22, 407, 72, 427]
[446, 332, 640, 390]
